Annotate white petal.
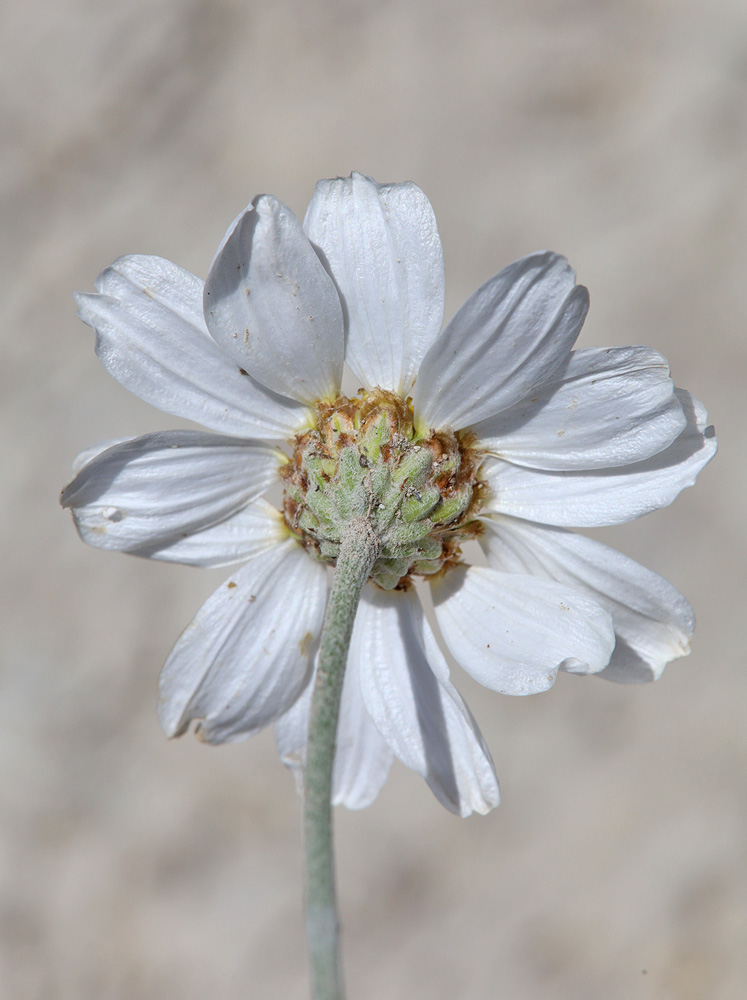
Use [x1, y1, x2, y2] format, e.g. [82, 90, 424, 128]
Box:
[304, 173, 445, 394]
[147, 498, 288, 568]
[273, 684, 312, 799]
[431, 565, 615, 695]
[351, 587, 500, 816]
[332, 675, 396, 809]
[158, 541, 328, 743]
[203, 196, 344, 404]
[77, 255, 310, 439]
[275, 652, 394, 810]
[473, 347, 687, 470]
[60, 431, 283, 557]
[413, 252, 588, 431]
[481, 389, 717, 526]
[480, 517, 694, 683]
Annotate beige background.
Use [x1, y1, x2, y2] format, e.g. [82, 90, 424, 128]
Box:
[2, 1, 745, 997]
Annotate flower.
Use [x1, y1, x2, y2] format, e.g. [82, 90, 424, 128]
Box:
[61, 172, 716, 817]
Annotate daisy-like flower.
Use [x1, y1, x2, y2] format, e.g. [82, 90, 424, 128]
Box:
[62, 173, 716, 818]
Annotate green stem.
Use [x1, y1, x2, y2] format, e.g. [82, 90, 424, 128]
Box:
[304, 517, 380, 1000]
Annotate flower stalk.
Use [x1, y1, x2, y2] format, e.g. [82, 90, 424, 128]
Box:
[303, 516, 380, 1000]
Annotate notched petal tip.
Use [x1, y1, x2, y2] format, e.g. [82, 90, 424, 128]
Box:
[304, 172, 445, 395]
[74, 289, 117, 326]
[158, 709, 189, 741]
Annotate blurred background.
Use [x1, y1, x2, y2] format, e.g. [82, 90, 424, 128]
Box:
[2, 0, 745, 997]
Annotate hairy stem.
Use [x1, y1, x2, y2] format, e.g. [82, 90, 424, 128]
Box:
[304, 517, 380, 1000]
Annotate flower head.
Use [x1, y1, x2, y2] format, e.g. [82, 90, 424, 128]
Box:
[62, 173, 716, 816]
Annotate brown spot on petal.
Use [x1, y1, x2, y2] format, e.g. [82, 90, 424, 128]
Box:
[299, 631, 314, 657]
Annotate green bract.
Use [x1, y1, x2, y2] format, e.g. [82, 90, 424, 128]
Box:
[281, 390, 484, 589]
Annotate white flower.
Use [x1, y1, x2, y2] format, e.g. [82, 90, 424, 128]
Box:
[61, 173, 716, 817]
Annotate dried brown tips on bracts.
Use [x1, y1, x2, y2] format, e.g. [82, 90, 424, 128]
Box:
[280, 389, 486, 590]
